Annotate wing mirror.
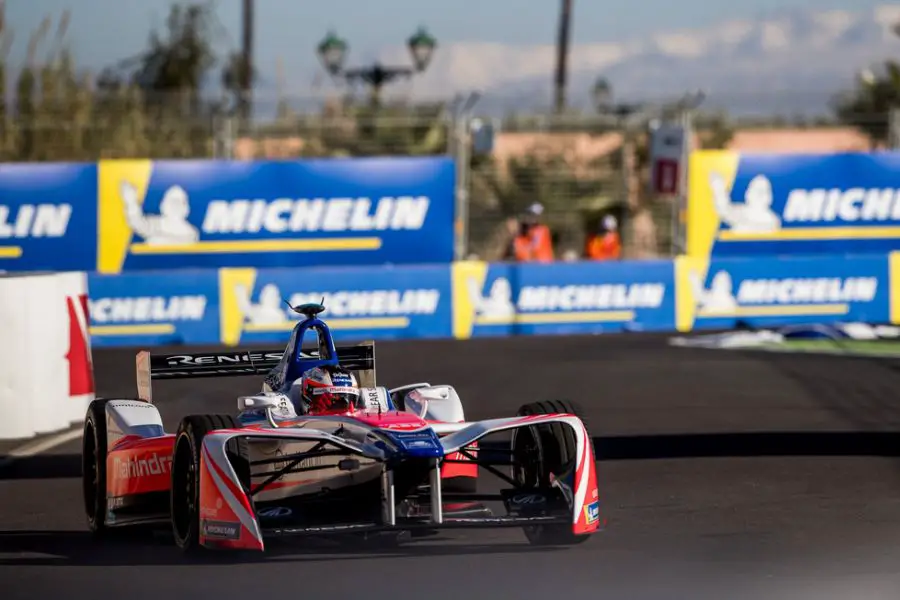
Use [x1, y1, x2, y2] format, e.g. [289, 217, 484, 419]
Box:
[238, 393, 295, 428]
[238, 392, 297, 427]
[238, 394, 285, 410]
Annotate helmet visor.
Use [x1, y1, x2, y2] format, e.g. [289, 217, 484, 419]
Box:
[313, 386, 360, 411]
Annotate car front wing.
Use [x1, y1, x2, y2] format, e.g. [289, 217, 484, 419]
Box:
[197, 414, 599, 551]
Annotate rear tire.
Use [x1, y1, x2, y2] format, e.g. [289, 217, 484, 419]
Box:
[170, 414, 249, 552]
[82, 399, 111, 537]
[512, 399, 592, 546]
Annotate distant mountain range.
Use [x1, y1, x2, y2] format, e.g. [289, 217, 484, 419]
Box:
[346, 4, 900, 118]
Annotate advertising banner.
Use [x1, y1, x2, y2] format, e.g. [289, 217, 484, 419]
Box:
[217, 265, 453, 345]
[87, 270, 220, 347]
[96, 157, 455, 273]
[0, 162, 97, 271]
[85, 253, 900, 347]
[688, 151, 900, 258]
[451, 260, 677, 338]
[675, 254, 891, 332]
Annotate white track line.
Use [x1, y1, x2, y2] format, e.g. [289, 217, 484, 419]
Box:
[0, 426, 83, 470]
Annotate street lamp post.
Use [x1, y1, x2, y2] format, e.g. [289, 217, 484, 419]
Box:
[317, 27, 437, 103]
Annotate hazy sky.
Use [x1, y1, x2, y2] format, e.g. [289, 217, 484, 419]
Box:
[5, 0, 891, 80]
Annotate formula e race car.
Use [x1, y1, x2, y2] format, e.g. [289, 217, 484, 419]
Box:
[81, 303, 601, 552]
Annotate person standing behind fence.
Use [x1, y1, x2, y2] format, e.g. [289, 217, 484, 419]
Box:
[512, 203, 554, 262]
[585, 215, 621, 260]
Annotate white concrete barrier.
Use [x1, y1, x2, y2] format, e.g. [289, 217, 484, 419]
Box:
[0, 272, 95, 440]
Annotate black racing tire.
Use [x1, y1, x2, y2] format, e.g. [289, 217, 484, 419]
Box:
[170, 414, 250, 552]
[512, 399, 593, 546]
[82, 399, 111, 537]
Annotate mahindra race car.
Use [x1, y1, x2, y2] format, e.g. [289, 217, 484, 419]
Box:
[81, 303, 601, 552]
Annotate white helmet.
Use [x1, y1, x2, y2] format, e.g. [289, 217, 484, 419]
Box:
[299, 365, 360, 414]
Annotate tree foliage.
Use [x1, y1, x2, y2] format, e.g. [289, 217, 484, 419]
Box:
[833, 60, 900, 147]
[1, 3, 226, 161]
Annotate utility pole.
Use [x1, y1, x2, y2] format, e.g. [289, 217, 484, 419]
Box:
[554, 0, 572, 114]
[240, 0, 254, 122]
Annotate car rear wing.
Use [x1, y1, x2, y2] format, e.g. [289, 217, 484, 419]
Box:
[135, 342, 375, 402]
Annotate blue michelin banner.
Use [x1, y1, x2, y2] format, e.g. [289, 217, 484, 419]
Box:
[689, 151, 900, 258]
[84, 255, 900, 347]
[451, 260, 677, 338]
[87, 264, 453, 347]
[217, 265, 453, 345]
[675, 254, 892, 332]
[0, 162, 97, 271]
[88, 270, 221, 347]
[96, 157, 455, 273]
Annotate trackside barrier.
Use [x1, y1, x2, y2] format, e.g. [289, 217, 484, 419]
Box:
[673, 253, 896, 332]
[84, 253, 900, 348]
[0, 272, 95, 440]
[0, 157, 455, 274]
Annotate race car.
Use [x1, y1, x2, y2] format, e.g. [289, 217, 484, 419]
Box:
[81, 302, 601, 552]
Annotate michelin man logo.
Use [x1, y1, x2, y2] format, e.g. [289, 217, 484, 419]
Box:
[468, 276, 516, 320]
[690, 269, 738, 315]
[121, 181, 200, 245]
[235, 283, 287, 325]
[710, 172, 781, 234]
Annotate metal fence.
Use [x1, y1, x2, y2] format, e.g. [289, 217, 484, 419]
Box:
[1, 89, 895, 260]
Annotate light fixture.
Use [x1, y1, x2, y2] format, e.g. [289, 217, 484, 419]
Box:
[407, 26, 437, 72]
[317, 30, 348, 75]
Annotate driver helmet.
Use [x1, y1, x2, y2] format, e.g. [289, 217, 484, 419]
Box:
[300, 365, 360, 414]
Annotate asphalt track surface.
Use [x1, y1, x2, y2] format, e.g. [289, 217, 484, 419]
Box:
[4, 333, 900, 599]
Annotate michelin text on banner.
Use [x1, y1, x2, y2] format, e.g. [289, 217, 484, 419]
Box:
[85, 255, 900, 347]
[86, 265, 455, 347]
[688, 151, 900, 258]
[451, 260, 677, 338]
[88, 270, 220, 347]
[96, 157, 456, 273]
[217, 265, 453, 345]
[0, 157, 456, 273]
[0, 162, 97, 271]
[675, 254, 892, 332]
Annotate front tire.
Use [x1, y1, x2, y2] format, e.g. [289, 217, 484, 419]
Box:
[170, 414, 249, 552]
[82, 399, 111, 537]
[512, 399, 592, 546]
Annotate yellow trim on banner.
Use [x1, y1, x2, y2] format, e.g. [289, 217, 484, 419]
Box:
[90, 324, 176, 335]
[0, 246, 23, 258]
[131, 238, 381, 254]
[451, 261, 489, 339]
[97, 159, 153, 274]
[891, 252, 900, 325]
[687, 150, 740, 258]
[719, 227, 900, 242]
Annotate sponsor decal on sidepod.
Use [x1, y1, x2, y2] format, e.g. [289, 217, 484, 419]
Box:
[113, 453, 172, 479]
